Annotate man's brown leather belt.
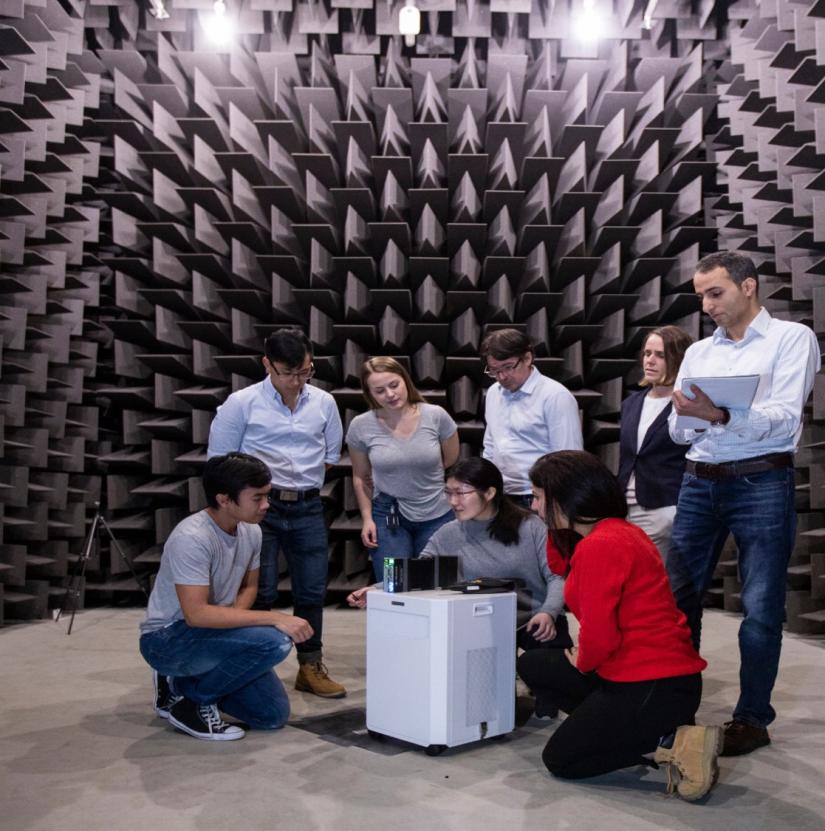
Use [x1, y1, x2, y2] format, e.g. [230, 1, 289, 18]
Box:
[272, 488, 320, 502]
[685, 453, 793, 481]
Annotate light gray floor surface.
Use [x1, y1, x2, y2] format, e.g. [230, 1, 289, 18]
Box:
[1, 605, 823, 831]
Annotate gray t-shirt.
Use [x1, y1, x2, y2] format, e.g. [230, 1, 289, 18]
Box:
[139, 510, 261, 635]
[420, 514, 564, 618]
[346, 402, 456, 521]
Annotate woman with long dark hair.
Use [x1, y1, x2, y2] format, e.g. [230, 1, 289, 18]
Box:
[518, 450, 722, 801]
[423, 457, 569, 650]
[348, 457, 570, 652]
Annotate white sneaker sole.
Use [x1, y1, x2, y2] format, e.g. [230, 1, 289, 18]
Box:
[168, 714, 246, 741]
[156, 697, 183, 720]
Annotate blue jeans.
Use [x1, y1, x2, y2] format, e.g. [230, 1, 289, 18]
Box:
[140, 621, 292, 729]
[259, 496, 328, 657]
[370, 492, 454, 582]
[668, 467, 796, 727]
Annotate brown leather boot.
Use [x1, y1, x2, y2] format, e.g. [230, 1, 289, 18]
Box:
[654, 725, 723, 801]
[295, 660, 347, 699]
[721, 720, 770, 756]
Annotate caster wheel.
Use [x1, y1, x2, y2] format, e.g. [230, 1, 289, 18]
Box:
[425, 744, 447, 757]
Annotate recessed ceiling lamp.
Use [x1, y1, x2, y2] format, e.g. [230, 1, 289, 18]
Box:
[399, 0, 421, 47]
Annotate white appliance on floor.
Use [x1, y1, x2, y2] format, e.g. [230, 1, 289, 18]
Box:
[366, 589, 516, 754]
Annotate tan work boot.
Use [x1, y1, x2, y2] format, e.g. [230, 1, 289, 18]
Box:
[654, 725, 723, 801]
[295, 660, 347, 699]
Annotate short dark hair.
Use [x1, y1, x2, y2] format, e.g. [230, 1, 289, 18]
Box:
[264, 329, 312, 369]
[479, 328, 533, 362]
[695, 251, 759, 290]
[203, 452, 271, 509]
[529, 450, 627, 560]
[639, 325, 693, 387]
[446, 457, 529, 546]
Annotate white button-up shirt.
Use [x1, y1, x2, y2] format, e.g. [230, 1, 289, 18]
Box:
[207, 379, 343, 489]
[483, 367, 583, 495]
[668, 307, 820, 463]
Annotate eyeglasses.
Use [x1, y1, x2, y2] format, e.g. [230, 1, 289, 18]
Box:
[444, 488, 481, 499]
[483, 357, 523, 378]
[269, 362, 315, 381]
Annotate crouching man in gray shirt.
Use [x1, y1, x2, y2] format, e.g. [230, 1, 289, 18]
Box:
[139, 452, 312, 742]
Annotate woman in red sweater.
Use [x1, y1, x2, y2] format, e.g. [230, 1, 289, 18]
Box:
[517, 450, 722, 801]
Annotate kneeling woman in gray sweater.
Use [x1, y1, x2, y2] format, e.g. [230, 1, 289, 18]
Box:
[426, 457, 570, 650]
[349, 458, 571, 651]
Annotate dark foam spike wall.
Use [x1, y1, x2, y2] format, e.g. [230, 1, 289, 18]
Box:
[0, 0, 823, 631]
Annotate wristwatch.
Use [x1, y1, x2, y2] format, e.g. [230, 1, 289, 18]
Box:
[710, 407, 730, 426]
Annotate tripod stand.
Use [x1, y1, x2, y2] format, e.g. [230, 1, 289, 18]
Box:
[55, 502, 149, 635]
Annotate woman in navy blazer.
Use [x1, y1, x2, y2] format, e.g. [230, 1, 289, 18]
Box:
[617, 326, 694, 558]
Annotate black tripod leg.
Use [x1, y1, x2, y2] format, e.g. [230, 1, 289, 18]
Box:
[99, 516, 149, 601]
[59, 513, 100, 635]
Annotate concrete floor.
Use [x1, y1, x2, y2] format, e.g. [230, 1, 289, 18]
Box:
[1, 606, 824, 831]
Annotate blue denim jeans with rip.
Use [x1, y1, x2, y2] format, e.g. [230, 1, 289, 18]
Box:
[667, 466, 796, 728]
[140, 621, 292, 729]
[258, 495, 329, 657]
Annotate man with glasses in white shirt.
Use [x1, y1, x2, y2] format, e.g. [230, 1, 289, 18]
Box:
[481, 329, 583, 508]
[668, 251, 820, 756]
[207, 329, 346, 699]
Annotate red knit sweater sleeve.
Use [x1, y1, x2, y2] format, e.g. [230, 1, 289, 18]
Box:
[571, 534, 630, 674]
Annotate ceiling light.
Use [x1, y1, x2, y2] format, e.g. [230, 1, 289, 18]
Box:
[572, 0, 604, 43]
[399, 0, 421, 48]
[202, 0, 235, 46]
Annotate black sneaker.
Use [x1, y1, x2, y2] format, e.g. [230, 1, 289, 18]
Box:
[168, 698, 245, 741]
[515, 695, 535, 727]
[534, 694, 558, 720]
[153, 671, 183, 719]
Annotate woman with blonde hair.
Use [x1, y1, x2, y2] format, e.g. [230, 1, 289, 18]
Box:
[346, 357, 459, 581]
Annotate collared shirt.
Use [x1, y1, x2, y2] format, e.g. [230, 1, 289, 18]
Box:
[207, 378, 343, 489]
[668, 307, 820, 463]
[482, 367, 583, 495]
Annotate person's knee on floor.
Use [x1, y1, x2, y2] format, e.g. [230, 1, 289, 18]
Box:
[541, 736, 590, 780]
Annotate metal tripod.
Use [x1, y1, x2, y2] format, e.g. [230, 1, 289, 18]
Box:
[55, 503, 148, 635]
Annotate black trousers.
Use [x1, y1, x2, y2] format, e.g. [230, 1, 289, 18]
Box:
[517, 612, 574, 652]
[517, 650, 702, 779]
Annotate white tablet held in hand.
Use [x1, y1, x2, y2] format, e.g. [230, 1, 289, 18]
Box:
[676, 375, 760, 429]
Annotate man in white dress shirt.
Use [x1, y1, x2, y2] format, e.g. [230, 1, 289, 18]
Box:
[481, 329, 583, 507]
[668, 251, 820, 756]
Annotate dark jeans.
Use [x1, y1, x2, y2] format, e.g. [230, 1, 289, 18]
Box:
[140, 621, 292, 729]
[668, 467, 796, 727]
[509, 494, 534, 511]
[517, 650, 702, 779]
[259, 496, 329, 657]
[370, 492, 453, 582]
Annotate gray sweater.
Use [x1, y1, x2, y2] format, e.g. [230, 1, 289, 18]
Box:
[420, 514, 564, 618]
